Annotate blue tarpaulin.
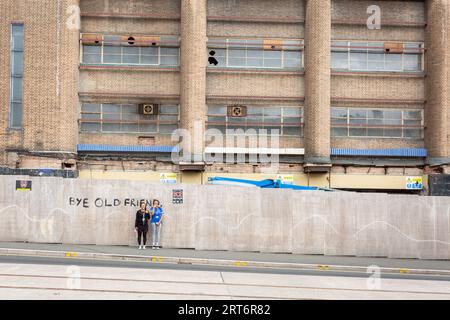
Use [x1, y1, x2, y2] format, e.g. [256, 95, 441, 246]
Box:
[207, 176, 331, 191]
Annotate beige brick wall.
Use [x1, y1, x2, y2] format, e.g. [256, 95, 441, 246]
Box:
[206, 72, 304, 98]
[207, 0, 306, 18]
[0, 0, 79, 154]
[79, 69, 180, 97]
[81, 18, 179, 36]
[332, 137, 425, 150]
[80, 0, 180, 15]
[332, 0, 425, 23]
[331, 75, 425, 101]
[3, 0, 449, 176]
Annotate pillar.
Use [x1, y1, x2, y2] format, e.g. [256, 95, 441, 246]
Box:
[304, 0, 331, 164]
[425, 0, 450, 165]
[180, 0, 207, 163]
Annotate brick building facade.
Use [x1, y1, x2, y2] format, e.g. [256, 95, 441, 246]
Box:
[0, 0, 449, 192]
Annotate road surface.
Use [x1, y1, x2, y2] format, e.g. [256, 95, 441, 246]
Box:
[1, 255, 450, 300]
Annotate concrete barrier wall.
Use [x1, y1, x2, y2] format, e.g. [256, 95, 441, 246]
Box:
[0, 176, 449, 259]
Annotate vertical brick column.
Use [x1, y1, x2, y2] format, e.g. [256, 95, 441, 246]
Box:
[425, 0, 450, 165]
[304, 0, 331, 164]
[180, 0, 207, 162]
[58, 0, 80, 153]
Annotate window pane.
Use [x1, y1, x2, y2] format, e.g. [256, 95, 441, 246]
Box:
[103, 46, 121, 55]
[159, 124, 178, 134]
[83, 46, 101, 54]
[367, 53, 385, 71]
[123, 54, 139, 64]
[139, 124, 157, 133]
[283, 107, 301, 117]
[229, 49, 246, 58]
[102, 123, 121, 132]
[161, 55, 179, 65]
[103, 104, 121, 113]
[404, 110, 421, 119]
[83, 53, 102, 64]
[349, 109, 367, 118]
[264, 107, 281, 116]
[81, 113, 101, 120]
[264, 51, 282, 59]
[283, 126, 301, 136]
[404, 129, 422, 138]
[350, 52, 367, 70]
[12, 51, 23, 75]
[331, 108, 347, 118]
[349, 128, 366, 136]
[264, 59, 282, 68]
[331, 118, 347, 125]
[367, 128, 383, 137]
[122, 46, 139, 55]
[82, 104, 101, 112]
[332, 52, 348, 69]
[160, 105, 178, 114]
[247, 50, 263, 58]
[384, 110, 402, 119]
[11, 102, 23, 128]
[228, 58, 246, 67]
[141, 55, 158, 64]
[11, 77, 23, 101]
[208, 116, 226, 122]
[103, 113, 121, 120]
[141, 47, 158, 56]
[384, 128, 402, 137]
[332, 127, 348, 137]
[283, 117, 302, 124]
[81, 122, 101, 132]
[247, 57, 264, 67]
[160, 47, 178, 56]
[122, 123, 139, 132]
[12, 25, 24, 50]
[404, 54, 421, 71]
[385, 54, 402, 71]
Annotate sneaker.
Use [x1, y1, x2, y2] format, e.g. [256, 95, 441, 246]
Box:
[143, 245, 146, 250]
[156, 246, 160, 250]
[138, 245, 142, 250]
[152, 246, 156, 250]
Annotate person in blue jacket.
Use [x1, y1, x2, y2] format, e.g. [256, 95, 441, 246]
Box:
[150, 199, 164, 250]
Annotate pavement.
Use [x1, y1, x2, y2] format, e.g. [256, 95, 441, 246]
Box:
[1, 242, 450, 278]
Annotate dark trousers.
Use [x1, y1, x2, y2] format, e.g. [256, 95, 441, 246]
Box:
[137, 229, 148, 245]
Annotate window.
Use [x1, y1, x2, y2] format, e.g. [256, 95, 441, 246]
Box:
[81, 34, 180, 67]
[331, 107, 423, 139]
[206, 105, 303, 136]
[80, 104, 179, 134]
[10, 24, 24, 128]
[331, 41, 423, 72]
[208, 38, 303, 69]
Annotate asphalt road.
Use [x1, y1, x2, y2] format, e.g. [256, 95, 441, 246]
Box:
[0, 254, 449, 281]
[1, 255, 450, 299]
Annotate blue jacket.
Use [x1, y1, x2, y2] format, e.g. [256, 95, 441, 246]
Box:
[150, 206, 164, 223]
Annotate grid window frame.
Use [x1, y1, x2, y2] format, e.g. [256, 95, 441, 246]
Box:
[80, 34, 180, 67]
[331, 107, 424, 139]
[331, 40, 424, 73]
[80, 103, 180, 135]
[208, 37, 304, 70]
[206, 105, 304, 137]
[10, 23, 24, 129]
